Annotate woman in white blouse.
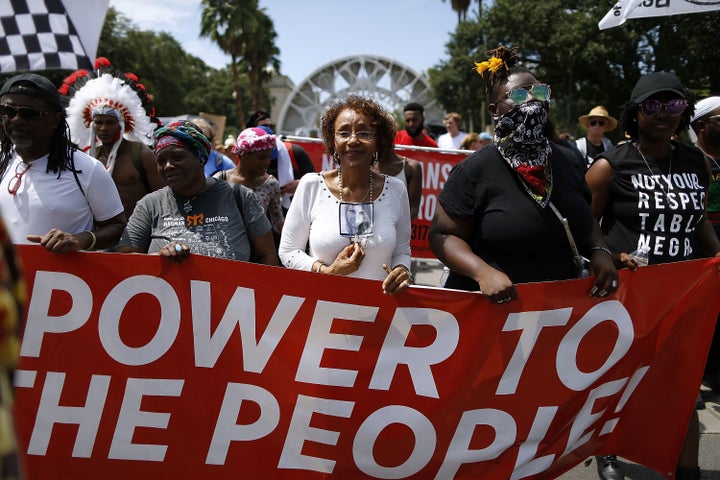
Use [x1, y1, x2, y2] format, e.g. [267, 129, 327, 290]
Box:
[279, 95, 412, 294]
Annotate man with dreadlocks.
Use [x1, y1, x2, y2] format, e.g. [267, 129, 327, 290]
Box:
[0, 74, 126, 253]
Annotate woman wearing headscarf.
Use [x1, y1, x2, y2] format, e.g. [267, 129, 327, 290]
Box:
[586, 72, 720, 480]
[279, 94, 412, 294]
[215, 127, 284, 235]
[429, 46, 617, 302]
[118, 121, 278, 265]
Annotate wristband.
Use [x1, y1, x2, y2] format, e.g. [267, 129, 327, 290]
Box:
[590, 246, 612, 257]
[85, 230, 97, 251]
[314, 262, 325, 273]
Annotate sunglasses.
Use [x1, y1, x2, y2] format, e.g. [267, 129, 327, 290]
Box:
[0, 104, 51, 120]
[589, 120, 606, 127]
[7, 162, 30, 196]
[639, 99, 687, 117]
[506, 84, 551, 106]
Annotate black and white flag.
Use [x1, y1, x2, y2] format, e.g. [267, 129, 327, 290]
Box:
[0, 0, 109, 73]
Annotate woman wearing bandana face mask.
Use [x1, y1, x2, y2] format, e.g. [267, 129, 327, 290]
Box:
[429, 46, 617, 303]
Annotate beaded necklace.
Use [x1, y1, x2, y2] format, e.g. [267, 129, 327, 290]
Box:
[337, 168, 373, 203]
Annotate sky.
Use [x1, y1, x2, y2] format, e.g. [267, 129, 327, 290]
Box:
[106, 0, 461, 86]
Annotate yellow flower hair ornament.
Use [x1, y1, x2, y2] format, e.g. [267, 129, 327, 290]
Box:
[474, 57, 504, 77]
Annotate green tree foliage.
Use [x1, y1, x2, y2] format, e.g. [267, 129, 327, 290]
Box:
[430, 0, 720, 140]
[243, 9, 281, 113]
[201, 0, 282, 124]
[428, 20, 488, 132]
[97, 7, 246, 123]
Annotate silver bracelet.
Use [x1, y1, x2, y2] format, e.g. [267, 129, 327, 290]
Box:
[590, 246, 613, 257]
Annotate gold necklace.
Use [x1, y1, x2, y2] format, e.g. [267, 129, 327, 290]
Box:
[635, 143, 673, 197]
[337, 168, 373, 203]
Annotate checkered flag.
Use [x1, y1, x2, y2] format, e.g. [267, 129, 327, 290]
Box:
[0, 0, 102, 73]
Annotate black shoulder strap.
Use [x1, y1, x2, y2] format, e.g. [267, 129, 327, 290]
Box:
[232, 182, 244, 212]
[131, 142, 152, 193]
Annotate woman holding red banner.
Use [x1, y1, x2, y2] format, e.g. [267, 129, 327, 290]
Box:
[279, 94, 412, 295]
[118, 121, 279, 266]
[586, 72, 720, 480]
[429, 45, 617, 304]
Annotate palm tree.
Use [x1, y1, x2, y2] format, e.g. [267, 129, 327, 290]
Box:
[243, 9, 281, 112]
[200, 0, 259, 126]
[442, 0, 472, 23]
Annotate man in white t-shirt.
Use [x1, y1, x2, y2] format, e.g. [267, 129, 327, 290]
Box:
[437, 112, 468, 150]
[0, 73, 125, 252]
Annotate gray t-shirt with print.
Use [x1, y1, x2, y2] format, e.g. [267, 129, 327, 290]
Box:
[120, 180, 270, 261]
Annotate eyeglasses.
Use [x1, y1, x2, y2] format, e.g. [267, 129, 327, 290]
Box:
[505, 84, 551, 106]
[639, 99, 688, 117]
[589, 120, 606, 127]
[7, 162, 30, 196]
[334, 131, 376, 142]
[0, 104, 50, 120]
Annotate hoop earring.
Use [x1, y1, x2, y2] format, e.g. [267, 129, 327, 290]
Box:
[372, 152, 378, 163]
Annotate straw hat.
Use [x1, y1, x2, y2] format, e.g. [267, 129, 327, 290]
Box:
[579, 106, 617, 132]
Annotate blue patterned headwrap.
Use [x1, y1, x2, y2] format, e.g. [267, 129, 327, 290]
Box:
[153, 120, 212, 165]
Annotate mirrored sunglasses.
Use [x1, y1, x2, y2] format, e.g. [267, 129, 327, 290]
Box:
[639, 99, 687, 117]
[0, 104, 50, 120]
[506, 84, 551, 106]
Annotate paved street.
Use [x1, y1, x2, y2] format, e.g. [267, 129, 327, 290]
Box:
[412, 259, 720, 479]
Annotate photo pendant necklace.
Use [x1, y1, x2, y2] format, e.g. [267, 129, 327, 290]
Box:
[337, 168, 374, 242]
[635, 143, 673, 198]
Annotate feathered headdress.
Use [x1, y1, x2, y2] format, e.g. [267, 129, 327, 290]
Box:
[63, 58, 155, 175]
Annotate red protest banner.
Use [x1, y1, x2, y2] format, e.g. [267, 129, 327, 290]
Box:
[285, 138, 469, 259]
[14, 246, 720, 479]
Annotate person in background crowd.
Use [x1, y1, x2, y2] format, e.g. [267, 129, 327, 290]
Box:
[279, 94, 412, 294]
[245, 111, 295, 209]
[374, 147, 423, 220]
[0, 73, 126, 252]
[430, 45, 616, 300]
[64, 63, 164, 220]
[460, 131, 492, 150]
[576, 106, 617, 166]
[437, 112, 467, 149]
[0, 212, 24, 479]
[689, 96, 720, 396]
[478, 131, 493, 146]
[215, 127, 284, 235]
[283, 138, 316, 187]
[118, 121, 278, 266]
[586, 72, 720, 480]
[192, 117, 236, 178]
[394, 102, 438, 147]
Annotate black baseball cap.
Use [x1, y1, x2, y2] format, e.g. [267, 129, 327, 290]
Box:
[0, 73, 63, 111]
[246, 110, 271, 128]
[631, 72, 686, 104]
